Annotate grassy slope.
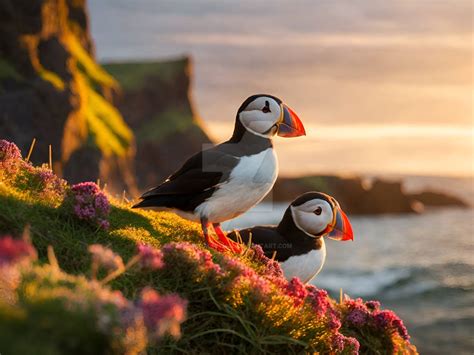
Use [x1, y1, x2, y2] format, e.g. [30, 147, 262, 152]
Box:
[0, 181, 311, 353]
[0, 183, 202, 292]
[1, 137, 422, 354]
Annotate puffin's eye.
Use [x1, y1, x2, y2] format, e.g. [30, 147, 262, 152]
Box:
[314, 207, 322, 215]
[262, 100, 271, 113]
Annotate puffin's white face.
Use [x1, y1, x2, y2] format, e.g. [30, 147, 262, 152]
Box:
[290, 199, 334, 237]
[238, 96, 282, 137]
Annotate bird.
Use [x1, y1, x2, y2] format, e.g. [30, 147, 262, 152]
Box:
[133, 94, 306, 253]
[227, 192, 354, 283]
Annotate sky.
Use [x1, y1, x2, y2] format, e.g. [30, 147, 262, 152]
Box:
[89, 0, 473, 177]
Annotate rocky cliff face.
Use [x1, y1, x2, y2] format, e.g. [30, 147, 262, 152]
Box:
[0, 0, 136, 194]
[103, 58, 212, 190]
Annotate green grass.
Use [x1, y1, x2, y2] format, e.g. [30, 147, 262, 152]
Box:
[82, 73, 134, 157]
[0, 183, 202, 281]
[103, 58, 188, 91]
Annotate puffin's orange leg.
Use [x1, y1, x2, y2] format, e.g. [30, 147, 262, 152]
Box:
[201, 219, 229, 252]
[212, 223, 244, 254]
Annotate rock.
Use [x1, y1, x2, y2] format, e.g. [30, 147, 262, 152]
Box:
[273, 176, 417, 215]
[408, 191, 469, 208]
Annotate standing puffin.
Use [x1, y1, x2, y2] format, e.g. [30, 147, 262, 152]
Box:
[227, 192, 354, 283]
[133, 94, 306, 253]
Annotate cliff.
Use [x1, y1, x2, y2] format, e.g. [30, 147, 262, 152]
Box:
[103, 58, 212, 190]
[0, 0, 136, 194]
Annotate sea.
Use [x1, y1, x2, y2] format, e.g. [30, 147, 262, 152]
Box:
[87, 1, 473, 353]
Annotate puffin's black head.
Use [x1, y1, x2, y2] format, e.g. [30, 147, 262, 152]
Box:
[231, 94, 306, 140]
[283, 192, 354, 241]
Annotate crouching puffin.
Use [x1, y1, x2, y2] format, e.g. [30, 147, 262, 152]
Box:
[228, 192, 354, 283]
[133, 94, 306, 253]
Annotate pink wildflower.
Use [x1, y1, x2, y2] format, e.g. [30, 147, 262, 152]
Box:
[69, 182, 110, 230]
[328, 315, 341, 330]
[306, 284, 331, 316]
[285, 277, 308, 306]
[0, 140, 23, 176]
[137, 243, 164, 270]
[374, 310, 410, 340]
[331, 333, 345, 352]
[0, 236, 37, 265]
[232, 272, 272, 300]
[251, 244, 284, 278]
[139, 287, 187, 338]
[344, 336, 360, 354]
[162, 242, 223, 276]
[221, 254, 254, 277]
[346, 308, 368, 326]
[88, 244, 124, 272]
[365, 300, 381, 311]
[331, 333, 360, 354]
[30, 165, 67, 198]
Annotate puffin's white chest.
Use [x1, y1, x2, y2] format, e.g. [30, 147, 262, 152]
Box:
[280, 240, 326, 283]
[195, 148, 278, 222]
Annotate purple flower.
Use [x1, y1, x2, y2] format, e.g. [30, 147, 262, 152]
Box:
[285, 278, 308, 306]
[374, 310, 410, 340]
[28, 165, 67, 198]
[346, 308, 368, 327]
[0, 236, 37, 265]
[69, 182, 111, 230]
[137, 244, 164, 270]
[374, 309, 397, 328]
[88, 244, 124, 272]
[139, 287, 187, 338]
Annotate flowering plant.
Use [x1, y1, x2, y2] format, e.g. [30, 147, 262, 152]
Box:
[65, 182, 111, 230]
[0, 235, 188, 354]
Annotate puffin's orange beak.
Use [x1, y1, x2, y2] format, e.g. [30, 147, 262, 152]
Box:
[327, 207, 354, 241]
[277, 103, 306, 137]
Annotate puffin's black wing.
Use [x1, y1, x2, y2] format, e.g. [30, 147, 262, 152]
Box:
[228, 227, 294, 261]
[133, 147, 240, 211]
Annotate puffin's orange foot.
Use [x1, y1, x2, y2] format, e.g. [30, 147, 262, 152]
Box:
[203, 231, 230, 253]
[213, 224, 244, 254]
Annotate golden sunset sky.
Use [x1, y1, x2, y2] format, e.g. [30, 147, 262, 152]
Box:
[90, 0, 473, 177]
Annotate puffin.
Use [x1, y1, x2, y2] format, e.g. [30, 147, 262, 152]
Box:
[133, 94, 306, 253]
[227, 192, 354, 283]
